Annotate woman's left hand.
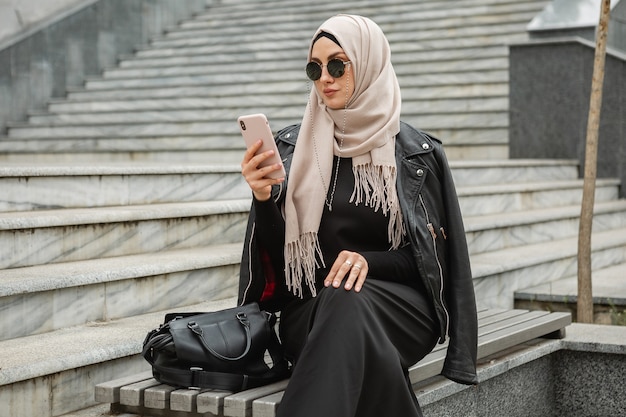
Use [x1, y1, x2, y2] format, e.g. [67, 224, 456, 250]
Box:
[324, 250, 369, 292]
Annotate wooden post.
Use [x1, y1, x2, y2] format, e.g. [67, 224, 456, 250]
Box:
[577, 0, 611, 323]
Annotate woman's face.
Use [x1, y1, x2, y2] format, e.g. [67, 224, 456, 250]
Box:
[310, 37, 355, 110]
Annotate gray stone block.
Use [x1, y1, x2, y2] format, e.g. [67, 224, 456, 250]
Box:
[509, 38, 626, 198]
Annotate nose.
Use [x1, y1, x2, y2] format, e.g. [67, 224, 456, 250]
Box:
[318, 64, 334, 82]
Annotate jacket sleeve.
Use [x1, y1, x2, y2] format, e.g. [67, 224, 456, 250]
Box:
[437, 145, 479, 385]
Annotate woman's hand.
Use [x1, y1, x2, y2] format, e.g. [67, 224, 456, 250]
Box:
[241, 140, 285, 201]
[324, 250, 369, 292]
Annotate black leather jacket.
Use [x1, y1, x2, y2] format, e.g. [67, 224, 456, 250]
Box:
[238, 121, 478, 385]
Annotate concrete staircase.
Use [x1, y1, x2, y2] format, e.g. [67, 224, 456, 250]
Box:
[0, 1, 625, 416]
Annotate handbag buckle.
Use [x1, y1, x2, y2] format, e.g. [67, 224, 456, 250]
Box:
[236, 312, 250, 328]
[189, 367, 203, 390]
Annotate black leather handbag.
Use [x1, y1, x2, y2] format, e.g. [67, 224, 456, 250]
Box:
[142, 303, 290, 391]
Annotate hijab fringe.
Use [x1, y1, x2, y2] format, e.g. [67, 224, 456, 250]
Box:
[285, 231, 325, 297]
[350, 163, 405, 249]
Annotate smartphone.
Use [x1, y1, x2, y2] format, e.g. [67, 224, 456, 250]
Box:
[238, 113, 286, 179]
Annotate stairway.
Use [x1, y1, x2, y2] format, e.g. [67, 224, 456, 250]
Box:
[1, 1, 625, 416]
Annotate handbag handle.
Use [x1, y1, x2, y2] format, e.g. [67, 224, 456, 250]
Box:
[187, 312, 252, 361]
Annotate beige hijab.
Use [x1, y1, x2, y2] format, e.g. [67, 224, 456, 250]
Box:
[284, 14, 404, 297]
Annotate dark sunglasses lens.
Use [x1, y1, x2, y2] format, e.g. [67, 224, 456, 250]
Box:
[327, 59, 346, 78]
[306, 62, 322, 80]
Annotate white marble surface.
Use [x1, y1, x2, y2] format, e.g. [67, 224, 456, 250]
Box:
[0, 245, 242, 338]
[0, 169, 249, 211]
[466, 202, 626, 255]
[449, 159, 579, 186]
[472, 227, 626, 309]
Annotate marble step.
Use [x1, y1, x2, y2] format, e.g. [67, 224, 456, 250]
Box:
[464, 199, 626, 255]
[0, 163, 247, 212]
[458, 178, 621, 216]
[0, 244, 242, 341]
[472, 226, 626, 310]
[0, 200, 250, 269]
[0, 139, 246, 163]
[0, 159, 580, 202]
[160, 7, 540, 41]
[168, 4, 539, 35]
[131, 32, 528, 60]
[147, 21, 528, 51]
[31, 97, 509, 125]
[449, 159, 579, 187]
[116, 44, 508, 69]
[46, 95, 507, 115]
[514, 262, 626, 309]
[78, 69, 507, 91]
[179, 0, 546, 30]
[0, 296, 238, 417]
[6, 112, 507, 140]
[98, 56, 508, 82]
[63, 82, 507, 103]
[0, 137, 508, 163]
[0, 161, 596, 213]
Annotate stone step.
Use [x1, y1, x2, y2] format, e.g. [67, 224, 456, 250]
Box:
[31, 97, 509, 125]
[0, 163, 247, 212]
[0, 140, 246, 163]
[472, 226, 626, 309]
[46, 96, 507, 117]
[0, 138, 508, 163]
[457, 178, 620, 216]
[180, 0, 546, 30]
[464, 199, 626, 255]
[514, 262, 626, 324]
[0, 200, 250, 269]
[0, 246, 242, 340]
[116, 45, 508, 69]
[97, 56, 507, 83]
[78, 69, 506, 91]
[63, 82, 507, 103]
[0, 296, 237, 417]
[0, 160, 582, 212]
[449, 159, 579, 187]
[160, 6, 540, 41]
[7, 112, 507, 140]
[148, 21, 528, 51]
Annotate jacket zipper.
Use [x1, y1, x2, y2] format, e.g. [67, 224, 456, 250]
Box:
[240, 222, 256, 305]
[419, 194, 450, 341]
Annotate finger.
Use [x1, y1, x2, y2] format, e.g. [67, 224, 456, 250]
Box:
[344, 261, 367, 292]
[324, 254, 351, 288]
[352, 262, 368, 292]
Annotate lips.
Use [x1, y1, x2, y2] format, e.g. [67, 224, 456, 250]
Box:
[323, 88, 337, 96]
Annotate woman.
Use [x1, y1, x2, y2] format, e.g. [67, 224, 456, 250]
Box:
[238, 14, 477, 417]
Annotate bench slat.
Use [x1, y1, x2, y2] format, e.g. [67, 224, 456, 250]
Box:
[171, 388, 209, 412]
[223, 380, 289, 417]
[251, 391, 284, 417]
[94, 370, 153, 403]
[145, 383, 178, 409]
[120, 378, 162, 406]
[476, 312, 571, 358]
[197, 390, 233, 415]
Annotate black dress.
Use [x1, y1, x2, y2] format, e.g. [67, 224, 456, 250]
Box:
[257, 158, 438, 417]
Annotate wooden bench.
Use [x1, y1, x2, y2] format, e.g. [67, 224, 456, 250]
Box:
[95, 308, 571, 417]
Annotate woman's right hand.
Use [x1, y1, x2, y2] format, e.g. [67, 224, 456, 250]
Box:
[241, 139, 285, 201]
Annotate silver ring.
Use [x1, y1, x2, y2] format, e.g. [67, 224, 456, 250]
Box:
[353, 263, 362, 269]
[345, 260, 352, 266]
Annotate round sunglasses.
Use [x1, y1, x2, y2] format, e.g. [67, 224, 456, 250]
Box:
[305, 59, 351, 81]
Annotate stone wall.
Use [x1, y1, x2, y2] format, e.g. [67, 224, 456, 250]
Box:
[0, 0, 207, 133]
[419, 323, 626, 417]
[509, 38, 626, 198]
